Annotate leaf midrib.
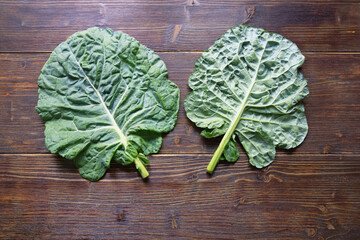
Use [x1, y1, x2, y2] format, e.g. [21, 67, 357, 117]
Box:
[206, 39, 268, 173]
[66, 42, 128, 147]
[228, 40, 268, 135]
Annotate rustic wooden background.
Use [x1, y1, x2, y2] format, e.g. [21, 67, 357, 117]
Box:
[1, 0, 359, 239]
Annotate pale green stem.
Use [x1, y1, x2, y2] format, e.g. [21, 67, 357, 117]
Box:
[134, 157, 149, 179]
[207, 82, 254, 174]
[207, 120, 238, 174]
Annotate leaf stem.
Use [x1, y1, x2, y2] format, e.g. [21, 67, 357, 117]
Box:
[134, 156, 149, 179]
[208, 37, 274, 174]
[207, 117, 242, 174]
[207, 127, 234, 174]
[207, 80, 256, 174]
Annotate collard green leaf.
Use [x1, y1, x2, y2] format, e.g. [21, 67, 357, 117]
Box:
[36, 27, 179, 181]
[184, 25, 309, 173]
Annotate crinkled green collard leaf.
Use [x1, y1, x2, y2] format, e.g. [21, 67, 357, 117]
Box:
[36, 27, 179, 181]
[184, 25, 309, 173]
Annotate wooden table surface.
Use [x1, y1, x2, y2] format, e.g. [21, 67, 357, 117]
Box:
[1, 0, 359, 239]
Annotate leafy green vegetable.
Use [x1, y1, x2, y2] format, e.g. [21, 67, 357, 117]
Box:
[36, 27, 179, 181]
[184, 25, 309, 173]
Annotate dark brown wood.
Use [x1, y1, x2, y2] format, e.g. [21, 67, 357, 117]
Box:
[0, 53, 359, 155]
[0, 1, 359, 52]
[1, 0, 360, 239]
[1, 154, 360, 239]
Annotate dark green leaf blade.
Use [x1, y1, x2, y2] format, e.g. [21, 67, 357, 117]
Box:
[36, 27, 179, 181]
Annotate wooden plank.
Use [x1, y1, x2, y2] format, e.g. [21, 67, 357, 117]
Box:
[1, 1, 359, 239]
[1, 153, 360, 183]
[0, 52, 359, 154]
[0, 153, 359, 239]
[0, 1, 359, 52]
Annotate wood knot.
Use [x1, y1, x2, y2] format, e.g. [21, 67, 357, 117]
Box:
[326, 222, 335, 230]
[171, 211, 179, 229]
[318, 204, 328, 214]
[268, 174, 283, 183]
[186, 0, 200, 7]
[174, 137, 181, 145]
[322, 144, 332, 154]
[335, 132, 343, 138]
[21, 61, 27, 69]
[306, 228, 317, 237]
[257, 167, 270, 181]
[243, 6, 256, 24]
[171, 24, 183, 43]
[187, 173, 198, 182]
[117, 210, 126, 222]
[238, 196, 246, 204]
[187, 125, 194, 134]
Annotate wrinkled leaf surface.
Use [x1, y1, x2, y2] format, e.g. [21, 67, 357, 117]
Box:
[185, 25, 308, 169]
[36, 27, 179, 181]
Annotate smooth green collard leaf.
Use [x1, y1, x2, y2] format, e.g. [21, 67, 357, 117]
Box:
[36, 27, 179, 181]
[184, 25, 309, 173]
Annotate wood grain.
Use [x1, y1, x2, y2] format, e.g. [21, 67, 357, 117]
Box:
[0, 53, 359, 154]
[1, 0, 360, 239]
[1, 153, 360, 239]
[0, 1, 359, 52]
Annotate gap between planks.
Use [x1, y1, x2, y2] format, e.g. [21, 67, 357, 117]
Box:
[0, 153, 360, 157]
[1, 51, 360, 54]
